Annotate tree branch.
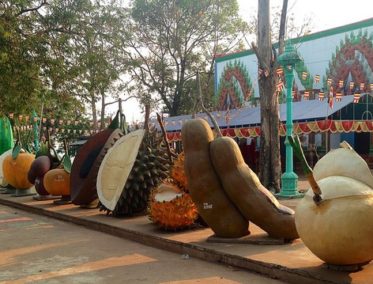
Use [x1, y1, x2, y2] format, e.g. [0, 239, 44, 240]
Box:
[251, 42, 268, 71]
[16, 0, 48, 17]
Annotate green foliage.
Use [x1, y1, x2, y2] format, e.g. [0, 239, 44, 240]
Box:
[126, 0, 248, 116]
[0, 1, 44, 114]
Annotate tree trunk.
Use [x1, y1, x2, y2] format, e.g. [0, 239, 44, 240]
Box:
[257, 0, 281, 192]
[171, 60, 186, 116]
[100, 90, 105, 130]
[90, 91, 98, 131]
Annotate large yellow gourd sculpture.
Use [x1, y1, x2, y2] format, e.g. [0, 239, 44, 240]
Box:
[295, 142, 373, 266]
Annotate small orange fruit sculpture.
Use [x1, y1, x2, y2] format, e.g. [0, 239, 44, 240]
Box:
[3, 152, 34, 189]
[44, 169, 71, 196]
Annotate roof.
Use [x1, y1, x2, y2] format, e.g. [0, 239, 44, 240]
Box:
[159, 95, 357, 132]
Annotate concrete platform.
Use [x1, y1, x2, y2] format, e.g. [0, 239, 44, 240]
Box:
[0, 191, 372, 284]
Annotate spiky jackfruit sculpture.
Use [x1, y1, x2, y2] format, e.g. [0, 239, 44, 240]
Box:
[97, 129, 171, 217]
[149, 182, 198, 231]
[170, 152, 187, 191]
[148, 152, 198, 230]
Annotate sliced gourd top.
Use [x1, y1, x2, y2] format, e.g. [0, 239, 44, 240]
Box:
[313, 148, 373, 189]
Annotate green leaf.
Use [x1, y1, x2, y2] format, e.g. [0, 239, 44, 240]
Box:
[108, 110, 120, 129]
[288, 135, 312, 175]
[62, 154, 72, 174]
[12, 144, 21, 160]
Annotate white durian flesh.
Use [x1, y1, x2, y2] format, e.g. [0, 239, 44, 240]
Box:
[296, 146, 373, 265]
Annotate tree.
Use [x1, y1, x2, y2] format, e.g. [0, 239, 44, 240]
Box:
[0, 0, 91, 123]
[252, 0, 288, 192]
[124, 0, 248, 116]
[0, 0, 127, 133]
[0, 1, 48, 115]
[42, 0, 125, 130]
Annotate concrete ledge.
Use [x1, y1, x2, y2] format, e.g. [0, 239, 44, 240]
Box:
[0, 196, 370, 284]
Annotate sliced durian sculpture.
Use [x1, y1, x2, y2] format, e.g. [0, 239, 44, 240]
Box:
[293, 140, 373, 266]
[70, 111, 124, 206]
[97, 129, 171, 216]
[149, 182, 198, 231]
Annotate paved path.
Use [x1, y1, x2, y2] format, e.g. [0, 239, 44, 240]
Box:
[0, 184, 372, 284]
[0, 204, 283, 284]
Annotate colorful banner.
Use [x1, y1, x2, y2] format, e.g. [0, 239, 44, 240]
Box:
[164, 120, 373, 141]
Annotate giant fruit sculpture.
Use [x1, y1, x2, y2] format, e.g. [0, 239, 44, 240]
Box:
[0, 116, 14, 155]
[295, 142, 373, 266]
[42, 147, 72, 203]
[170, 152, 188, 190]
[44, 168, 71, 197]
[210, 136, 298, 240]
[149, 152, 198, 230]
[149, 181, 198, 230]
[70, 111, 124, 206]
[28, 155, 51, 195]
[28, 141, 62, 196]
[97, 129, 170, 216]
[182, 118, 298, 239]
[0, 149, 12, 187]
[3, 147, 34, 189]
[182, 119, 249, 238]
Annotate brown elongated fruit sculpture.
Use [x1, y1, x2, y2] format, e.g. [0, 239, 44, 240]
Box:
[182, 118, 249, 238]
[210, 137, 298, 240]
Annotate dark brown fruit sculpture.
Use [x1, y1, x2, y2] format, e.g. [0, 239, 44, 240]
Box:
[34, 175, 49, 195]
[28, 156, 51, 184]
[70, 112, 124, 206]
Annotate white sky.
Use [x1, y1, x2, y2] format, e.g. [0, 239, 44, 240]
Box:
[238, 0, 373, 33]
[119, 0, 373, 123]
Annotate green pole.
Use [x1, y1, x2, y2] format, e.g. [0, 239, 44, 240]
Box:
[277, 42, 303, 198]
[31, 110, 40, 153]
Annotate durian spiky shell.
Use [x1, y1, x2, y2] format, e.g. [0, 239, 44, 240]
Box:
[170, 152, 188, 191]
[149, 182, 198, 231]
[98, 129, 171, 217]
